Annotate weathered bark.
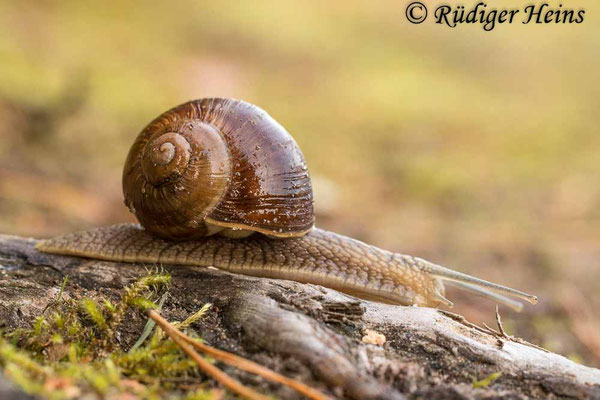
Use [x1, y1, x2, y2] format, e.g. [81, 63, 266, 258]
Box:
[0, 234, 599, 400]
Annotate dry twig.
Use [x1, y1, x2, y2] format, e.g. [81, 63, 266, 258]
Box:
[148, 310, 270, 400]
[148, 309, 331, 400]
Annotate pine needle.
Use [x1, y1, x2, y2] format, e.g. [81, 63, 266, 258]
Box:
[147, 310, 271, 400]
[179, 334, 331, 400]
[147, 310, 331, 400]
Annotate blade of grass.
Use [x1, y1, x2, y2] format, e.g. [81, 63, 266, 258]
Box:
[130, 293, 168, 352]
[43, 275, 69, 314]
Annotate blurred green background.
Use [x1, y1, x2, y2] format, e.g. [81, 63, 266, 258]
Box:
[1, 0, 599, 366]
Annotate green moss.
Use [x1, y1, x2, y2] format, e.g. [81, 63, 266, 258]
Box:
[81, 298, 108, 331]
[0, 273, 219, 400]
[176, 304, 212, 330]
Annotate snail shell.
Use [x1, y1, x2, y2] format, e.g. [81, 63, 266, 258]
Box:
[123, 98, 315, 240]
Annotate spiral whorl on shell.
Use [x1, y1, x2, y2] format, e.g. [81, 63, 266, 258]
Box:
[123, 98, 315, 240]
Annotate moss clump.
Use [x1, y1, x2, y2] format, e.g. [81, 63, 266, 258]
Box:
[0, 273, 219, 400]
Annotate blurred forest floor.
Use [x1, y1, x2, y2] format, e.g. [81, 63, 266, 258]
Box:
[0, 1, 599, 368]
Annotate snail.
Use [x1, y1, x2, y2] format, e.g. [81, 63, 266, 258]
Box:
[36, 98, 537, 311]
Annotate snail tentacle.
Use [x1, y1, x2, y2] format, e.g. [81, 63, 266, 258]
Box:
[419, 261, 538, 305]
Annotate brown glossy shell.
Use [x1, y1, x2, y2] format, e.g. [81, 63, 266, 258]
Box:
[123, 98, 315, 240]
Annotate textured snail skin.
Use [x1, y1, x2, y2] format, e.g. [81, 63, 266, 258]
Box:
[37, 224, 448, 307]
[36, 224, 537, 309]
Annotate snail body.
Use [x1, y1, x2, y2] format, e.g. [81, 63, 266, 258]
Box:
[36, 98, 537, 310]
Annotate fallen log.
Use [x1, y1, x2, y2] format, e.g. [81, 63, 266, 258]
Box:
[0, 234, 599, 399]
